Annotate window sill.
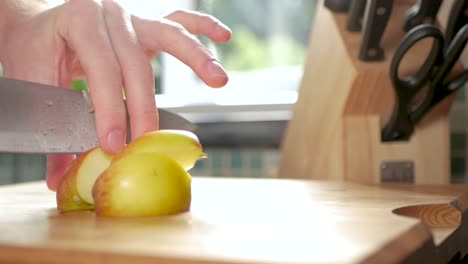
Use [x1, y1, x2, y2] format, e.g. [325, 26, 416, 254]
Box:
[158, 93, 296, 148]
[156, 65, 302, 148]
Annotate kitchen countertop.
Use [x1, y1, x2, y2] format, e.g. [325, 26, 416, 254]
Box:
[0, 177, 467, 264]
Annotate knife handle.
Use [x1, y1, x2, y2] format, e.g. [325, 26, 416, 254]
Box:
[445, 0, 468, 46]
[403, 0, 442, 32]
[346, 0, 367, 32]
[324, 0, 351, 13]
[359, 0, 394, 61]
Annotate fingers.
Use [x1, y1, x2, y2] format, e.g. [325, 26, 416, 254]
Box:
[165, 10, 232, 43]
[59, 0, 127, 154]
[46, 154, 75, 191]
[102, 0, 158, 139]
[132, 16, 228, 88]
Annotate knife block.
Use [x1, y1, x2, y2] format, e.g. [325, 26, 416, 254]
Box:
[278, 0, 463, 184]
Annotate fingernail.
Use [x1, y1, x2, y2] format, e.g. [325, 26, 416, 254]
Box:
[107, 129, 124, 153]
[207, 60, 227, 78]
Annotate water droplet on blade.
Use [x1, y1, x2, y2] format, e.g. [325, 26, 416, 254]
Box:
[45, 100, 53, 107]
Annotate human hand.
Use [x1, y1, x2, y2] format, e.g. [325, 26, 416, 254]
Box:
[0, 0, 231, 191]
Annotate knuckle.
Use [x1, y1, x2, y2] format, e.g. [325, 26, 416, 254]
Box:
[160, 20, 191, 44]
[64, 0, 101, 12]
[166, 21, 187, 35]
[169, 9, 188, 17]
[190, 11, 219, 26]
[63, 0, 101, 27]
[201, 14, 222, 30]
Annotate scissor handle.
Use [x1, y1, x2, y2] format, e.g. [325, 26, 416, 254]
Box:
[382, 25, 444, 142]
[433, 24, 468, 88]
[390, 24, 444, 97]
[409, 24, 468, 123]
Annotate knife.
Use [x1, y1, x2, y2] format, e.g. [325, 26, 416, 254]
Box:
[0, 77, 196, 154]
[403, 0, 442, 32]
[324, 0, 351, 13]
[445, 0, 468, 46]
[359, 0, 394, 61]
[346, 0, 367, 32]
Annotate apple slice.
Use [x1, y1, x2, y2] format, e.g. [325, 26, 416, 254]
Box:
[56, 147, 113, 213]
[93, 152, 192, 217]
[112, 129, 206, 170]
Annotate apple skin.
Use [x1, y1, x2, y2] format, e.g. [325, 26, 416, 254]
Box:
[93, 152, 192, 217]
[112, 129, 206, 170]
[56, 147, 113, 213]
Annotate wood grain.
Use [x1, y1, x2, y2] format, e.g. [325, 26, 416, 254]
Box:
[0, 178, 467, 264]
[279, 1, 462, 184]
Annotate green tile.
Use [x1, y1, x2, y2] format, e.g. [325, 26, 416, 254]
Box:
[231, 151, 243, 169]
[194, 158, 206, 169]
[250, 152, 262, 169]
[0, 154, 14, 185]
[189, 168, 206, 177]
[451, 133, 465, 150]
[211, 150, 223, 169]
[451, 157, 465, 175]
[14, 155, 46, 183]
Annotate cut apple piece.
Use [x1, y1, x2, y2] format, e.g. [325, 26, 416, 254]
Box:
[93, 152, 192, 217]
[56, 147, 113, 213]
[112, 129, 206, 170]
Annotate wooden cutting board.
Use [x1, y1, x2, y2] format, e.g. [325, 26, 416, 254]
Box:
[0, 177, 467, 264]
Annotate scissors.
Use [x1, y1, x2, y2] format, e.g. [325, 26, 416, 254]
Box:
[381, 24, 468, 142]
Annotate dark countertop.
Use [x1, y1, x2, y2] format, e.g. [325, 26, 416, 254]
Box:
[162, 103, 293, 148]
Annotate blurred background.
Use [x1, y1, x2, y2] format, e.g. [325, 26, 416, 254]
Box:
[1, 0, 467, 185]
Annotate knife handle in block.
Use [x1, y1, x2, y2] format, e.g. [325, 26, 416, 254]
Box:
[279, 1, 457, 185]
[445, 0, 468, 46]
[324, 0, 351, 13]
[403, 0, 442, 32]
[359, 0, 394, 61]
[346, 0, 367, 32]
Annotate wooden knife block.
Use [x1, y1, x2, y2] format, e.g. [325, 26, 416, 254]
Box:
[279, 1, 463, 185]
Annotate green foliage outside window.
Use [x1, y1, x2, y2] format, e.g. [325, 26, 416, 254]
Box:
[67, 57, 163, 95]
[198, 0, 317, 71]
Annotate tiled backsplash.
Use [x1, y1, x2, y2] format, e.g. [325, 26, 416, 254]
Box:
[0, 149, 281, 185]
[0, 154, 46, 185]
[190, 148, 280, 178]
[1, 87, 468, 184]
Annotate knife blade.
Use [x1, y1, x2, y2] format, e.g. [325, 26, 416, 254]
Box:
[359, 0, 394, 61]
[0, 77, 196, 154]
[324, 0, 351, 13]
[403, 0, 442, 32]
[346, 0, 367, 32]
[445, 0, 468, 46]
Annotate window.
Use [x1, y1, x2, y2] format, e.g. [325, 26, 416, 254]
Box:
[120, 0, 317, 107]
[1, 1, 318, 107]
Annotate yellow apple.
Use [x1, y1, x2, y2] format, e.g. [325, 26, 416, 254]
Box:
[112, 129, 206, 170]
[92, 152, 191, 217]
[56, 147, 113, 213]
